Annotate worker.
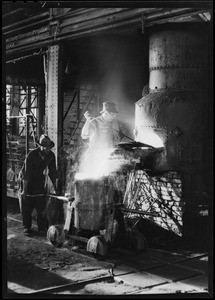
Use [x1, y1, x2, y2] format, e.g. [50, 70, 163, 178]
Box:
[80, 101, 128, 240]
[19, 134, 58, 236]
[81, 101, 124, 150]
[80, 101, 125, 172]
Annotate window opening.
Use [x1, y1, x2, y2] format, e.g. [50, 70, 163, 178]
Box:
[6, 84, 39, 138]
[6, 83, 40, 198]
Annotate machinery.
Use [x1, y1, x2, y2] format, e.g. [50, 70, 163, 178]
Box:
[46, 143, 158, 257]
[47, 192, 151, 257]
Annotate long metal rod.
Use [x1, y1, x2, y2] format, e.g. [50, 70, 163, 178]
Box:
[63, 90, 77, 121]
[24, 193, 69, 202]
[24, 115, 30, 156]
[113, 128, 155, 148]
[29, 275, 114, 295]
[6, 50, 46, 64]
[7, 216, 23, 223]
[66, 234, 89, 244]
[120, 207, 158, 217]
[77, 87, 80, 121]
[113, 128, 136, 143]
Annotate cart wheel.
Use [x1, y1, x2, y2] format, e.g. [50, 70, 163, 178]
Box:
[87, 235, 108, 259]
[47, 225, 65, 248]
[134, 231, 148, 251]
[127, 230, 148, 251]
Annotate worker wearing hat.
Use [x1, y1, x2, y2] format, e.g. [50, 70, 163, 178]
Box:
[81, 101, 123, 150]
[80, 101, 125, 174]
[19, 134, 58, 236]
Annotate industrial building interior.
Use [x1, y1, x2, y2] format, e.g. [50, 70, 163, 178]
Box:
[3, 1, 213, 296]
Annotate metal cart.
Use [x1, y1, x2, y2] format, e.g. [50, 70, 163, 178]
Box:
[47, 176, 157, 257]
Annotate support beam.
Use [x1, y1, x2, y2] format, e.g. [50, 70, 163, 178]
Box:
[46, 45, 60, 163]
[5, 7, 211, 57]
[57, 45, 64, 155]
[3, 12, 49, 34]
[38, 87, 45, 138]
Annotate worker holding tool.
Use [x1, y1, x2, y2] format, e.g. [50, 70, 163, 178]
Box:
[81, 101, 125, 150]
[80, 101, 127, 171]
[80, 101, 127, 242]
[19, 134, 58, 236]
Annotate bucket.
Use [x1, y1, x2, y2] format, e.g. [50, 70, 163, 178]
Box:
[46, 195, 65, 226]
[74, 177, 115, 231]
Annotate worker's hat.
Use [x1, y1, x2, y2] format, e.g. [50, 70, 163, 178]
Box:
[100, 101, 119, 114]
[37, 134, 55, 148]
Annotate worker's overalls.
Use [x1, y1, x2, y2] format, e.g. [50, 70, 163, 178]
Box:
[20, 148, 58, 232]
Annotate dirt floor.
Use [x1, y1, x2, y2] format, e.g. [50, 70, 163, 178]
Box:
[5, 199, 145, 295]
[4, 197, 210, 296]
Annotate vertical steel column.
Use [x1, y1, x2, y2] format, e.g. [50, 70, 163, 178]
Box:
[13, 86, 20, 133]
[37, 86, 45, 138]
[46, 45, 60, 163]
[25, 114, 30, 155]
[58, 45, 64, 155]
[26, 86, 31, 115]
[77, 87, 80, 122]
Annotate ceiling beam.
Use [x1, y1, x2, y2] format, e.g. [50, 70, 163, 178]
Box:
[4, 7, 212, 58]
[2, 8, 25, 18]
[3, 11, 49, 34]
